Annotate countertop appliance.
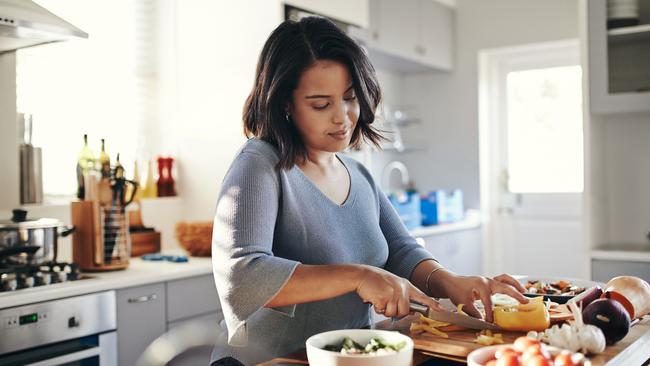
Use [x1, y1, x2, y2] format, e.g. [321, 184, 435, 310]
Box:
[0, 0, 87, 53]
[0, 290, 117, 365]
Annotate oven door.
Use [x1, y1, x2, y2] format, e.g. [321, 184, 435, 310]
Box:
[0, 332, 116, 366]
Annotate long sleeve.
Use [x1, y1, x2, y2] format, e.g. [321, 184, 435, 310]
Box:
[378, 189, 436, 279]
[212, 151, 300, 346]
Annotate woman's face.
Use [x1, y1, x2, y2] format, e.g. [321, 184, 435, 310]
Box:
[288, 60, 360, 154]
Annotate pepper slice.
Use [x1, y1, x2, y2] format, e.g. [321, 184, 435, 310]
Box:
[493, 296, 550, 331]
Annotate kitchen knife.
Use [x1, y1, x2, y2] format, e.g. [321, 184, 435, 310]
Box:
[409, 301, 501, 331]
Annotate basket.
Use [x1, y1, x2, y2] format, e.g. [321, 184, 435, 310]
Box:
[175, 221, 213, 257]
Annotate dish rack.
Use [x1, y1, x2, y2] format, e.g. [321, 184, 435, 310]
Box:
[71, 201, 130, 271]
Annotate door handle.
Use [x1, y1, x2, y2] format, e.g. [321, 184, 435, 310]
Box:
[128, 294, 157, 303]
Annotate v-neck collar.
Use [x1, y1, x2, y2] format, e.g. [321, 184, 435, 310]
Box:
[293, 154, 356, 208]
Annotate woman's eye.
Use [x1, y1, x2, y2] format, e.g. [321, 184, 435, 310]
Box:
[313, 103, 329, 110]
[344, 95, 357, 102]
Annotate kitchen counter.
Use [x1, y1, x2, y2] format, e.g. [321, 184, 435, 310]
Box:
[591, 243, 650, 263]
[0, 256, 213, 309]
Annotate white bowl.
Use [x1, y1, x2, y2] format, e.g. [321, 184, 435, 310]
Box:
[467, 345, 505, 366]
[305, 329, 413, 366]
[467, 344, 586, 366]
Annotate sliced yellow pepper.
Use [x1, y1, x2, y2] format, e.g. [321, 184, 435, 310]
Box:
[493, 296, 550, 331]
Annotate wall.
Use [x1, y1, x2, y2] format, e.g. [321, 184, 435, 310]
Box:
[171, 0, 377, 220]
[397, 0, 580, 210]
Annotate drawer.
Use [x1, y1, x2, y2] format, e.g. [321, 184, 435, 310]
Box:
[167, 274, 220, 322]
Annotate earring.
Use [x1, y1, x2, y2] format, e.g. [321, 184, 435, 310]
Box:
[285, 112, 290, 123]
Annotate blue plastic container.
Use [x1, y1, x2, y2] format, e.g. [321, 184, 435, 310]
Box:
[420, 190, 464, 226]
[388, 191, 422, 230]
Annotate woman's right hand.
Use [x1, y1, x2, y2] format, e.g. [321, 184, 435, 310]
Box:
[355, 265, 443, 318]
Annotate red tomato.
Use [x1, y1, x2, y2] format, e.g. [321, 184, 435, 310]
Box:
[495, 346, 518, 359]
[514, 337, 540, 353]
[496, 354, 521, 366]
[523, 355, 551, 366]
[554, 352, 577, 366]
[521, 344, 551, 364]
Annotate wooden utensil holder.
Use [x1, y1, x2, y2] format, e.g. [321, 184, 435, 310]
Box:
[71, 201, 130, 271]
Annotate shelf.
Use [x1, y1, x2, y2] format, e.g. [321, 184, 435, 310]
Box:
[382, 118, 421, 127]
[409, 212, 481, 238]
[608, 24, 650, 42]
[380, 144, 426, 153]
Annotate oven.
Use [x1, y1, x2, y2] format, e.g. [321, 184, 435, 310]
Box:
[0, 291, 116, 366]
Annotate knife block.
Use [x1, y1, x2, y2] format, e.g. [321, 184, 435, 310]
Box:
[71, 201, 130, 271]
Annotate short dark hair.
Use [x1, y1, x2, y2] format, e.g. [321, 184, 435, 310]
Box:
[243, 16, 384, 169]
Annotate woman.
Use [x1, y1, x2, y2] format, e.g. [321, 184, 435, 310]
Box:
[211, 16, 527, 365]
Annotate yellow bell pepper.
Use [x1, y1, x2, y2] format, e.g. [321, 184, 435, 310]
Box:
[493, 296, 550, 331]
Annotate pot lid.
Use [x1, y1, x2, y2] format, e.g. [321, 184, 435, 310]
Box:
[0, 209, 63, 229]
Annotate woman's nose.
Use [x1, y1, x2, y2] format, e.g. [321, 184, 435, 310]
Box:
[332, 102, 346, 124]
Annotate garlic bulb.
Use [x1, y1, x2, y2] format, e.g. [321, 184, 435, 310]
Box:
[536, 301, 606, 355]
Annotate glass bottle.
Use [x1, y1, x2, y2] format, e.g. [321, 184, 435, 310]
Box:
[98, 138, 111, 179]
[76, 134, 95, 199]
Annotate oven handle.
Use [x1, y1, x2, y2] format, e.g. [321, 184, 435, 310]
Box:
[24, 346, 101, 366]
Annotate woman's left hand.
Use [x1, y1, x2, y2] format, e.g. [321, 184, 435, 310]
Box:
[437, 272, 529, 323]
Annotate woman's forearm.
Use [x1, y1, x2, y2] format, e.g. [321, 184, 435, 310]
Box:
[410, 259, 455, 298]
[264, 263, 366, 308]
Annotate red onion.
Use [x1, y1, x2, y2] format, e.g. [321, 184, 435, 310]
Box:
[582, 299, 631, 345]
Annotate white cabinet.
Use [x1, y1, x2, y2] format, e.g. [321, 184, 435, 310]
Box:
[366, 0, 454, 73]
[419, 228, 481, 275]
[117, 283, 167, 366]
[116, 274, 221, 366]
[586, 0, 650, 114]
[284, 0, 369, 28]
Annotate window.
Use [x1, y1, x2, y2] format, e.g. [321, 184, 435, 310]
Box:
[506, 65, 584, 193]
[17, 0, 158, 196]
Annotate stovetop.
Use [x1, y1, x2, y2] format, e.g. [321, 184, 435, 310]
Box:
[0, 261, 87, 293]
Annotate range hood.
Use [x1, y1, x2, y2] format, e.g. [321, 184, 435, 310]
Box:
[0, 0, 87, 54]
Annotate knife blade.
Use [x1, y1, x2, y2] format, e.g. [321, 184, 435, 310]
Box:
[409, 301, 501, 331]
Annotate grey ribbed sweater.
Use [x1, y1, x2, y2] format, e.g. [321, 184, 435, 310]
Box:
[210, 139, 434, 365]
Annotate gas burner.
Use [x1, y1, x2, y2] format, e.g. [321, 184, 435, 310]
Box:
[0, 261, 83, 292]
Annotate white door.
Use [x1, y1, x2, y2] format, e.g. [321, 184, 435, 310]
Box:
[479, 40, 589, 279]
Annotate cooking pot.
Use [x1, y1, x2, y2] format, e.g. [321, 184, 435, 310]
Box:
[0, 209, 75, 265]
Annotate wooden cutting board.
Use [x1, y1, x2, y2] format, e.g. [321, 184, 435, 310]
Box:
[405, 316, 650, 365]
[406, 328, 525, 358]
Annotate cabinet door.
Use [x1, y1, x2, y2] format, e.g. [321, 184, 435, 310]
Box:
[373, 0, 419, 60]
[117, 283, 166, 366]
[587, 0, 650, 114]
[592, 259, 650, 283]
[167, 274, 221, 323]
[419, 0, 453, 70]
[420, 229, 482, 276]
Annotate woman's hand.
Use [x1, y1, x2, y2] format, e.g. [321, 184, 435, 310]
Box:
[355, 265, 443, 318]
[436, 271, 529, 323]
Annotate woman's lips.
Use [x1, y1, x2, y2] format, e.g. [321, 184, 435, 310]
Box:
[329, 129, 349, 140]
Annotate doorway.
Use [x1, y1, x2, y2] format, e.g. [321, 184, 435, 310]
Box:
[478, 39, 589, 279]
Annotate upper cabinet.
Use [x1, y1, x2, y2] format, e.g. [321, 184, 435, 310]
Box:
[365, 0, 454, 73]
[586, 0, 650, 114]
[284, 0, 370, 28]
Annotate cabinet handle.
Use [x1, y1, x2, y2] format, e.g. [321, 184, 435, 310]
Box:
[128, 294, 157, 303]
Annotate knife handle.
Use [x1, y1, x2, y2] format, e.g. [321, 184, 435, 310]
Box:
[409, 301, 429, 315]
